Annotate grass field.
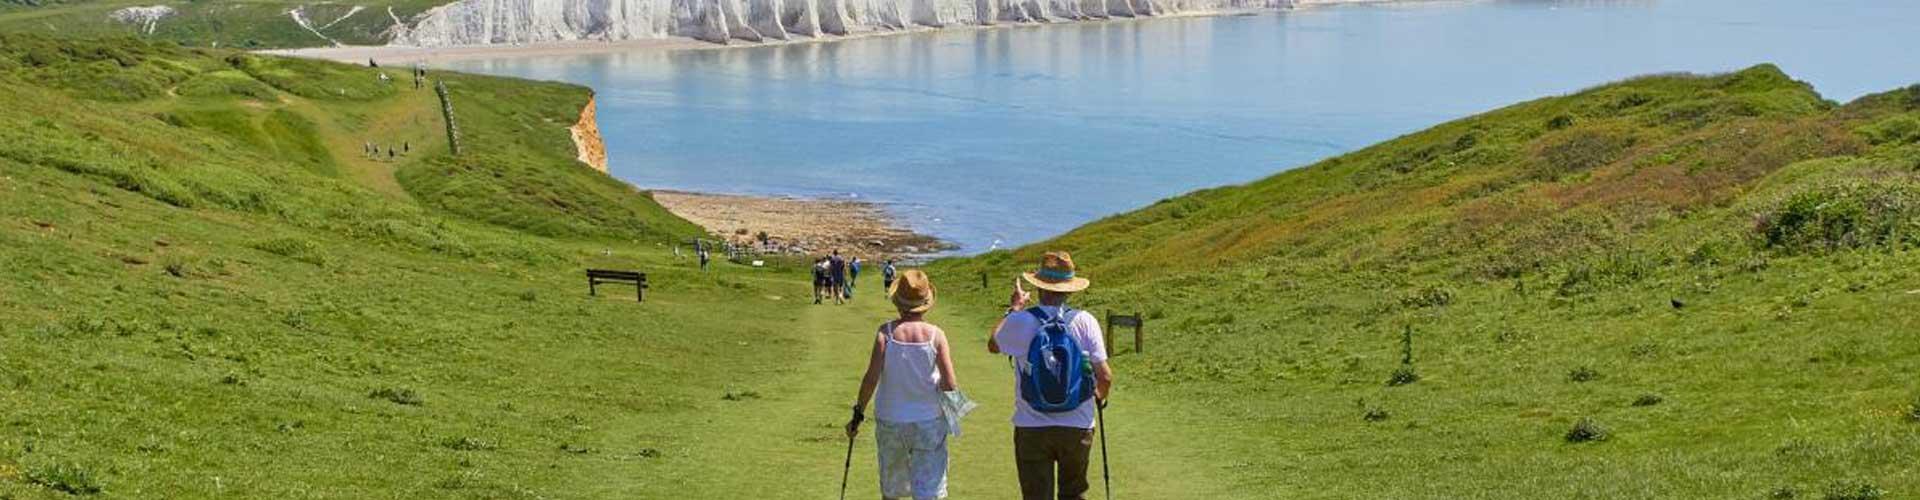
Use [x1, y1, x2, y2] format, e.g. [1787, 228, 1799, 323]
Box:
[3, 34, 1919, 498]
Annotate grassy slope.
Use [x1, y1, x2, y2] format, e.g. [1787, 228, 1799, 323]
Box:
[933, 66, 1920, 497]
[0, 35, 790, 498]
[0, 37, 1226, 500]
[0, 0, 443, 50]
[6, 33, 1920, 499]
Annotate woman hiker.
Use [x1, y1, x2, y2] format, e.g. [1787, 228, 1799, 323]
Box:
[847, 269, 961, 500]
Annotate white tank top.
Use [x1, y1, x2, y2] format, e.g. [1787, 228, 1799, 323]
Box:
[875, 322, 943, 423]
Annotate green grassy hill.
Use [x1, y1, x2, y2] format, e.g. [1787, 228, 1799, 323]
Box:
[0, 35, 798, 498]
[5, 33, 1919, 498]
[932, 65, 1920, 497]
[0, 0, 437, 49]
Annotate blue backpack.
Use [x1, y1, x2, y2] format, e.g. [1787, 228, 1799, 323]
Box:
[1020, 307, 1093, 413]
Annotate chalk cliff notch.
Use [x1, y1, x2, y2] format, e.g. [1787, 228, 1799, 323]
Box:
[571, 96, 608, 173]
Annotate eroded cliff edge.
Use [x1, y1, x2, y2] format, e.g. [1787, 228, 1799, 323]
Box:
[571, 96, 608, 173]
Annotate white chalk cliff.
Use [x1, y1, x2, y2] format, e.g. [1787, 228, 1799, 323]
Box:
[390, 0, 1369, 46]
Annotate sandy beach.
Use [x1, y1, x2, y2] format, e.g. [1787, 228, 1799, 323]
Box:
[651, 191, 952, 258]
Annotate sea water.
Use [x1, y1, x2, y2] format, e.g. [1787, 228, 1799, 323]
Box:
[442, 0, 1920, 254]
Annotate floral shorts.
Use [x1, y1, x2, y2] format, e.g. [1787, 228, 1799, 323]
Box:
[876, 417, 949, 500]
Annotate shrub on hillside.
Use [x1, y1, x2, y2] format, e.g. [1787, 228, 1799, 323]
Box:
[37, 60, 176, 101]
[1907, 395, 1920, 422]
[250, 237, 326, 265]
[174, 70, 277, 100]
[1855, 115, 1920, 146]
[1753, 180, 1920, 254]
[1398, 285, 1454, 308]
[227, 53, 395, 101]
[1530, 124, 1638, 180]
[1564, 418, 1609, 443]
[1632, 393, 1664, 407]
[1567, 366, 1601, 383]
[1555, 249, 1666, 297]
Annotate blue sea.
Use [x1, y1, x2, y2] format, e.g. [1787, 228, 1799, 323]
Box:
[443, 0, 1920, 254]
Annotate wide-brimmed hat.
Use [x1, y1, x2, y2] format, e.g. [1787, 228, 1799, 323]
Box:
[890, 269, 936, 314]
[1022, 251, 1090, 293]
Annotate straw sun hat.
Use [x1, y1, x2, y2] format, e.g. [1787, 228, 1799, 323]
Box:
[889, 269, 936, 314]
[1022, 251, 1091, 293]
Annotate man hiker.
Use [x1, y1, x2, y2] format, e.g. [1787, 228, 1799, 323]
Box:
[697, 241, 711, 271]
[828, 250, 848, 305]
[848, 256, 863, 299]
[883, 259, 898, 291]
[988, 251, 1113, 500]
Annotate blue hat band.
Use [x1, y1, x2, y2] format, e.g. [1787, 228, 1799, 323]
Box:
[1036, 268, 1075, 281]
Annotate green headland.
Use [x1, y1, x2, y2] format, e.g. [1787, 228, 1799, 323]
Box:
[1, 35, 1917, 498]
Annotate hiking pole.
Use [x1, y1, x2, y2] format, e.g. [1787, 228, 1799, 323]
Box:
[839, 434, 854, 500]
[841, 406, 862, 500]
[1098, 401, 1112, 500]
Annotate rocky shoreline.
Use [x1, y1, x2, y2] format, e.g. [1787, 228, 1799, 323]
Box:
[650, 190, 954, 258]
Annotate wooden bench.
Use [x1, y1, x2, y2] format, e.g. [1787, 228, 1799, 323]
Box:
[587, 269, 648, 302]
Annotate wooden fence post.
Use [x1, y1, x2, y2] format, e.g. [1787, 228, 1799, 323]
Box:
[1103, 310, 1113, 351]
[1133, 312, 1143, 354]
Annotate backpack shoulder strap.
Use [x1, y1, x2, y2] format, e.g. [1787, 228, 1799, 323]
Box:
[1024, 307, 1050, 323]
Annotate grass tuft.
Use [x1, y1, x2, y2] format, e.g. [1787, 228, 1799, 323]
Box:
[369, 387, 423, 406]
[1821, 481, 1884, 500]
[27, 462, 103, 495]
[1386, 366, 1420, 387]
[439, 436, 497, 452]
[1564, 417, 1610, 444]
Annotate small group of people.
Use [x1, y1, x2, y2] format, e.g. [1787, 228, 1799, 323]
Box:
[846, 251, 1113, 500]
[814, 251, 898, 305]
[363, 141, 409, 162]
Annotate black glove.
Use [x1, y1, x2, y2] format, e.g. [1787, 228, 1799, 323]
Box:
[845, 405, 866, 438]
